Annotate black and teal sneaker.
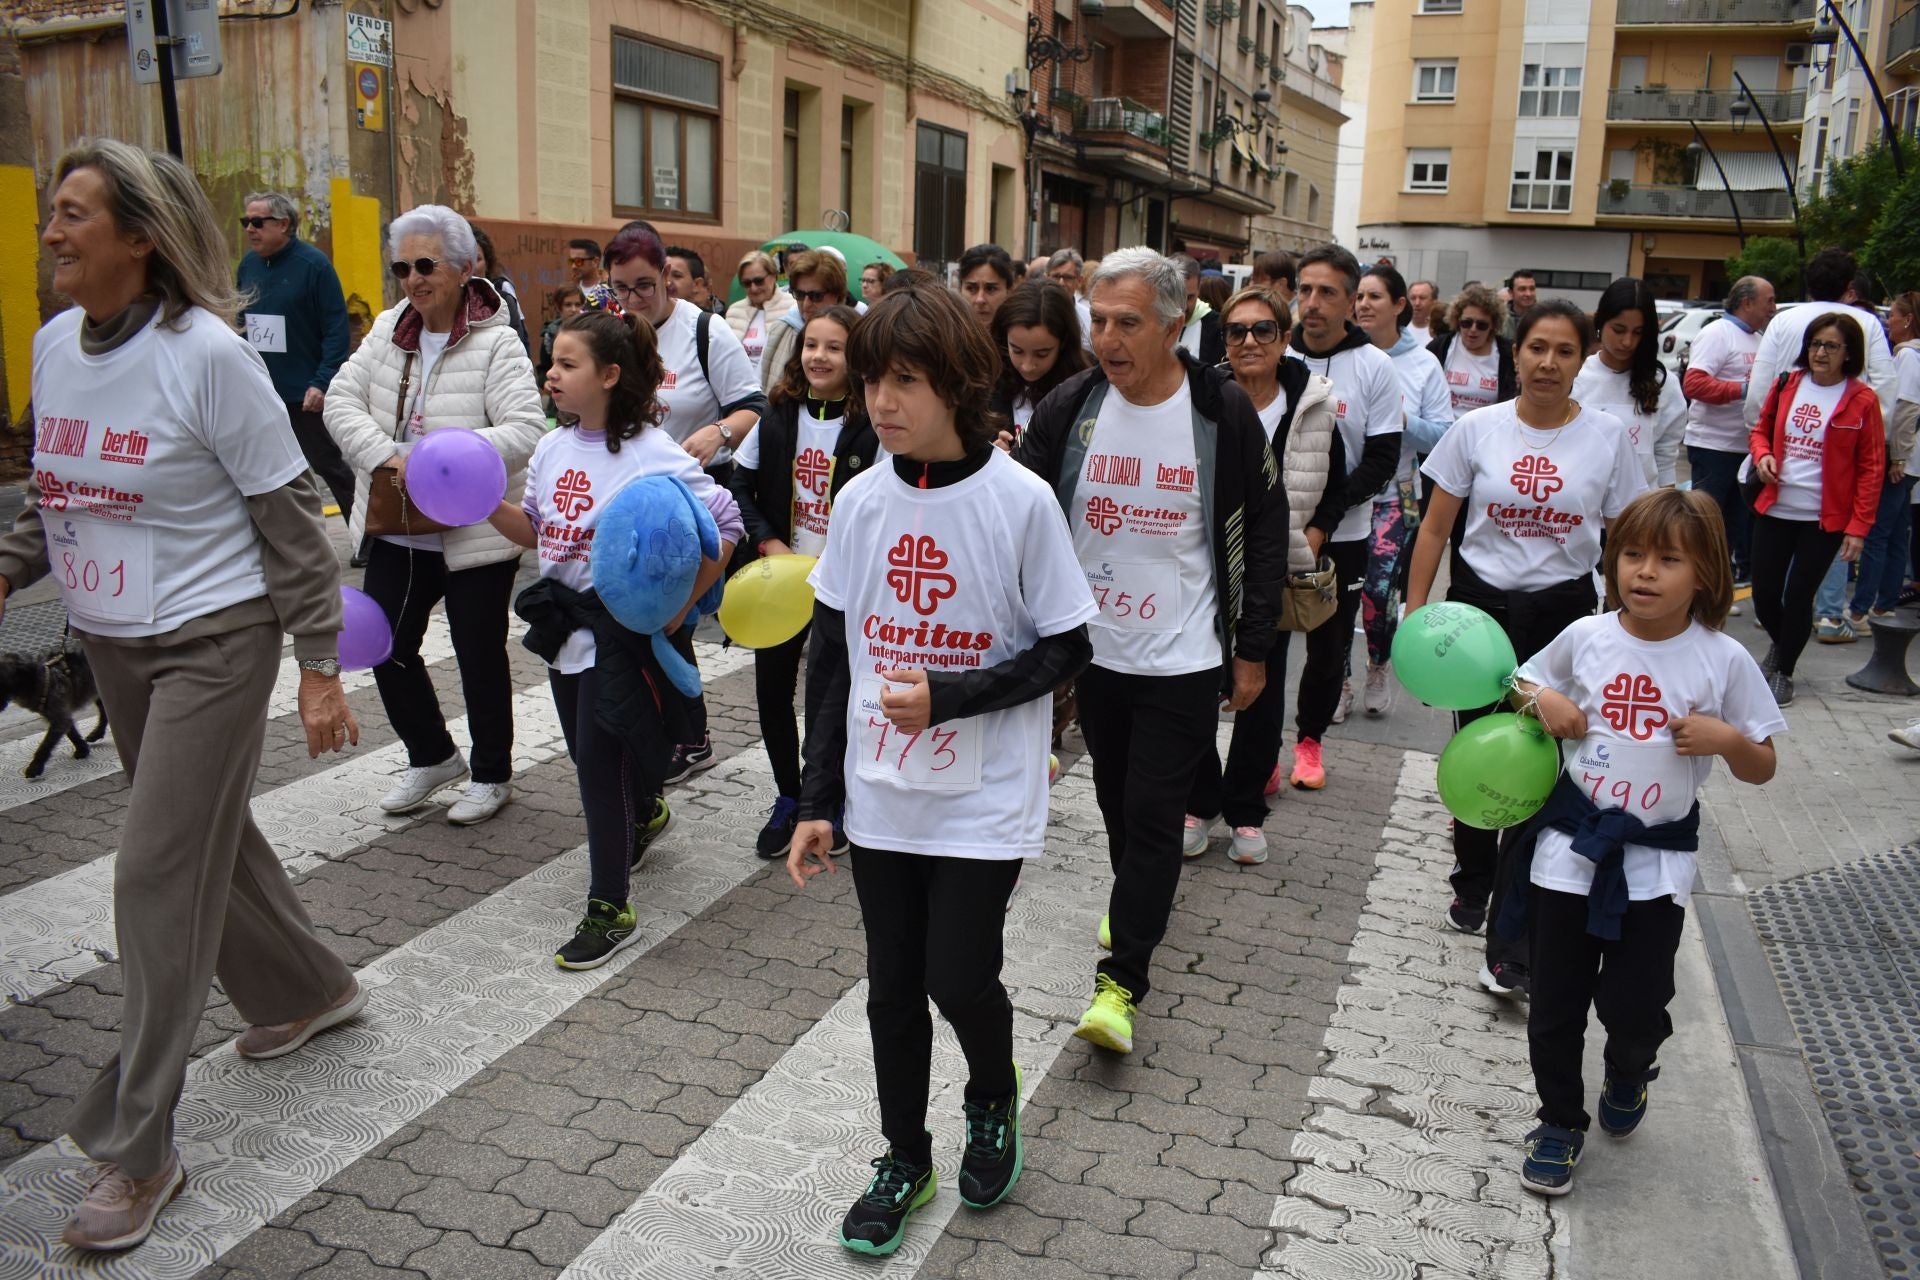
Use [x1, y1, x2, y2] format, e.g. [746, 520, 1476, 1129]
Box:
[838, 1147, 936, 1256]
[959, 1062, 1024, 1209]
[554, 900, 638, 971]
[1597, 1074, 1648, 1138]
[631, 795, 671, 867]
[1520, 1123, 1585, 1196]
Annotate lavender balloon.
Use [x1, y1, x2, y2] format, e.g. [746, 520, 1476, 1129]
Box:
[338, 585, 393, 670]
[407, 427, 507, 527]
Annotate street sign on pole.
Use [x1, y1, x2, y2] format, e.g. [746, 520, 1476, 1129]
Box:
[126, 0, 222, 159]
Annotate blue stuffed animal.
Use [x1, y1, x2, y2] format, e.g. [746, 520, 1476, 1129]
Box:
[590, 475, 722, 697]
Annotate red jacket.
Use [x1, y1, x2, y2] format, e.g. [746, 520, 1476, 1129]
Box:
[1749, 370, 1885, 536]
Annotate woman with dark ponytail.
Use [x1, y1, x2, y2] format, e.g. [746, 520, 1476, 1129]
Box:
[486, 308, 744, 969]
[1573, 278, 1687, 487]
[989, 281, 1091, 440]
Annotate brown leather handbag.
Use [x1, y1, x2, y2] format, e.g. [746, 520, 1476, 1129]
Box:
[362, 352, 452, 536]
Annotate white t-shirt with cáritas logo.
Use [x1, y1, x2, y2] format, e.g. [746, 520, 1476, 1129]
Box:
[809, 449, 1097, 860]
[29, 305, 307, 637]
[740, 309, 767, 377]
[1288, 340, 1403, 541]
[1683, 317, 1761, 452]
[733, 407, 841, 558]
[654, 298, 762, 459]
[1516, 612, 1784, 907]
[1069, 380, 1220, 677]
[1571, 354, 1688, 487]
[1769, 376, 1849, 520]
[521, 424, 717, 673]
[1421, 401, 1647, 591]
[1443, 343, 1502, 415]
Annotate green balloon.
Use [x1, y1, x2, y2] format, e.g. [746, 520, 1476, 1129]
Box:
[1436, 713, 1562, 830]
[1391, 603, 1520, 710]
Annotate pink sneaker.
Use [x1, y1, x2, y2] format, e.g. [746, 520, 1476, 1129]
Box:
[62, 1156, 186, 1252]
[1263, 764, 1283, 797]
[1290, 738, 1326, 790]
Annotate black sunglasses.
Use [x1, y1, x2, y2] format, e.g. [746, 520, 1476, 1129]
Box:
[792, 288, 836, 304]
[741, 274, 770, 287]
[238, 216, 283, 229]
[1225, 320, 1281, 345]
[1456, 317, 1491, 331]
[390, 257, 444, 280]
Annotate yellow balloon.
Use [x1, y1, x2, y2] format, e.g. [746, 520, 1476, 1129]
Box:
[719, 554, 819, 649]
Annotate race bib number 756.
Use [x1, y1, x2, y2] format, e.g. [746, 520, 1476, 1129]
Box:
[854, 675, 982, 792]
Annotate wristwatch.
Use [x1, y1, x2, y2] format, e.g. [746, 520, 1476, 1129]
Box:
[717, 421, 734, 445]
[297, 658, 342, 678]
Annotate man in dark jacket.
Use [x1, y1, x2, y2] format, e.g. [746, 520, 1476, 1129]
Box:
[236, 191, 355, 522]
[1015, 246, 1288, 1056]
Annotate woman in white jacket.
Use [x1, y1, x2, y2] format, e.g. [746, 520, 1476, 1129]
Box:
[725, 249, 796, 386]
[325, 204, 545, 825]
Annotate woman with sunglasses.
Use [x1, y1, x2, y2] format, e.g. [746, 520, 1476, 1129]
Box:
[1428, 284, 1516, 416]
[1182, 287, 1344, 864]
[1748, 312, 1886, 706]
[325, 204, 545, 826]
[726, 249, 795, 382]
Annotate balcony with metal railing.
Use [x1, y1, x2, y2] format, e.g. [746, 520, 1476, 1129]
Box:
[1891, 4, 1919, 73]
[1606, 87, 1804, 124]
[1075, 97, 1175, 183]
[1594, 182, 1795, 220]
[1614, 0, 1812, 23]
[1078, 97, 1171, 144]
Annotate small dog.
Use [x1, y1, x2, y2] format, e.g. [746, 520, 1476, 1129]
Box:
[0, 648, 109, 779]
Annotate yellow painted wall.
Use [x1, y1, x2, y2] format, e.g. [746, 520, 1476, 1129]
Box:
[330, 178, 387, 327]
[0, 166, 38, 425]
[453, 0, 523, 219]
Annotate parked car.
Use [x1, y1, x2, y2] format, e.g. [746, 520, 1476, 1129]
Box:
[1660, 307, 1723, 382]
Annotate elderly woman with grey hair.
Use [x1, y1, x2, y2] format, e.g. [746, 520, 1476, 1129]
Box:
[325, 203, 544, 826]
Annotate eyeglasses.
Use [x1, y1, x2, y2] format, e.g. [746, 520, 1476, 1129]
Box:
[1456, 317, 1492, 332]
[1808, 339, 1845, 354]
[1048, 272, 1080, 285]
[389, 257, 443, 279]
[792, 288, 836, 304]
[611, 280, 658, 301]
[567, 255, 592, 266]
[239, 216, 283, 229]
[1225, 320, 1281, 345]
[741, 274, 770, 288]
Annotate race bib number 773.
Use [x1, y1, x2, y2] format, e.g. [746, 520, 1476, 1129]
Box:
[854, 675, 982, 792]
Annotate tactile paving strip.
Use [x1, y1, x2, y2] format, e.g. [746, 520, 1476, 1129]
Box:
[1753, 846, 1920, 1277]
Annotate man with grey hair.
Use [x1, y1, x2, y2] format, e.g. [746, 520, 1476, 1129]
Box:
[1015, 245, 1288, 1054]
[1683, 274, 1776, 586]
[236, 190, 354, 523]
[1407, 279, 1439, 343]
[1170, 253, 1227, 367]
[1048, 247, 1094, 348]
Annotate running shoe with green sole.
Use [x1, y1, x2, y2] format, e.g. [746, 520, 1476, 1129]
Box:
[554, 900, 638, 970]
[1074, 973, 1136, 1053]
[839, 1147, 937, 1255]
[1097, 913, 1111, 950]
[959, 1062, 1024, 1209]
[632, 796, 671, 866]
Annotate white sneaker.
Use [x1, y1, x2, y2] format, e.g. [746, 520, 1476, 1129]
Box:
[379, 753, 469, 813]
[1181, 815, 1210, 858]
[446, 780, 513, 826]
[1331, 678, 1355, 725]
[1229, 826, 1268, 865]
[1891, 720, 1920, 750]
[1363, 663, 1393, 716]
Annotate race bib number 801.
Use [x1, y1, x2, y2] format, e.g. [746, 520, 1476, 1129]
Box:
[46, 517, 154, 625]
[854, 675, 982, 792]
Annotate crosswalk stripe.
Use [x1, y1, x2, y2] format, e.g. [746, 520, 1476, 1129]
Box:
[0, 748, 778, 1280]
[0, 633, 749, 1004]
[556, 758, 1111, 1278]
[0, 616, 457, 816]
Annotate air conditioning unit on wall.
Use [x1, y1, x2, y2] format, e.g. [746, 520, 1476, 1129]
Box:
[1785, 42, 1814, 66]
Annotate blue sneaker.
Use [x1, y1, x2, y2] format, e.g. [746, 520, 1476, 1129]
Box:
[754, 795, 799, 860]
[1598, 1075, 1648, 1137]
[839, 1147, 936, 1255]
[1520, 1123, 1584, 1196]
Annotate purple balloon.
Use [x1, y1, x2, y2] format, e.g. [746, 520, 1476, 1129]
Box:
[408, 427, 508, 527]
[339, 585, 393, 670]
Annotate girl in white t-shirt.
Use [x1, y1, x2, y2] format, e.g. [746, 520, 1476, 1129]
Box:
[487, 311, 743, 971]
[730, 305, 876, 858]
[787, 285, 1097, 1257]
[1407, 300, 1648, 1003]
[1506, 488, 1781, 1198]
[1571, 278, 1687, 488]
[989, 281, 1091, 443]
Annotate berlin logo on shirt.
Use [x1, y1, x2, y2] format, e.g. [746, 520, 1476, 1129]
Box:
[1085, 495, 1124, 536]
[553, 468, 594, 520]
[1599, 672, 1669, 740]
[1509, 454, 1564, 501]
[884, 533, 957, 614]
[795, 446, 831, 496]
[99, 427, 150, 466]
[1155, 462, 1196, 493]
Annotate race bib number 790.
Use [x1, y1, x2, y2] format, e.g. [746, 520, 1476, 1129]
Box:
[854, 675, 982, 792]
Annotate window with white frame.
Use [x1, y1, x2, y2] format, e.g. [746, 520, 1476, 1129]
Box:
[1810, 117, 1830, 192]
[1414, 60, 1458, 102]
[1510, 145, 1574, 211]
[1420, 0, 1465, 11]
[1406, 148, 1451, 191]
[1518, 43, 1583, 117]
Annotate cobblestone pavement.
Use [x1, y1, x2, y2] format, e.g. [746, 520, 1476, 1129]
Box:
[0, 537, 1907, 1278]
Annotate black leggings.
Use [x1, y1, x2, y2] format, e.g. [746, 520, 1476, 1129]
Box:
[1750, 514, 1845, 677]
[1295, 538, 1370, 743]
[851, 846, 1021, 1167]
[753, 626, 810, 798]
[550, 668, 639, 907]
[1188, 632, 1291, 830]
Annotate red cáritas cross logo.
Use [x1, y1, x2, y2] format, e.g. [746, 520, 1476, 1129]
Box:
[795, 446, 831, 496]
[1084, 494, 1124, 536]
[884, 534, 958, 614]
[1510, 454, 1563, 501]
[554, 468, 594, 520]
[1599, 672, 1669, 740]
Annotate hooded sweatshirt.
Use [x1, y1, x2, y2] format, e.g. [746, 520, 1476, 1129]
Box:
[1289, 321, 1404, 541]
[1385, 328, 1455, 483]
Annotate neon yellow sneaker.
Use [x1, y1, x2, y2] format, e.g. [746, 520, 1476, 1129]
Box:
[1096, 913, 1111, 950]
[1074, 973, 1136, 1053]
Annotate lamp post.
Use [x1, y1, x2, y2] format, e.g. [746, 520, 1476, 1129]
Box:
[1731, 70, 1808, 282]
[1012, 13, 1093, 259]
[1808, 0, 1905, 177]
[1687, 122, 1747, 248]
